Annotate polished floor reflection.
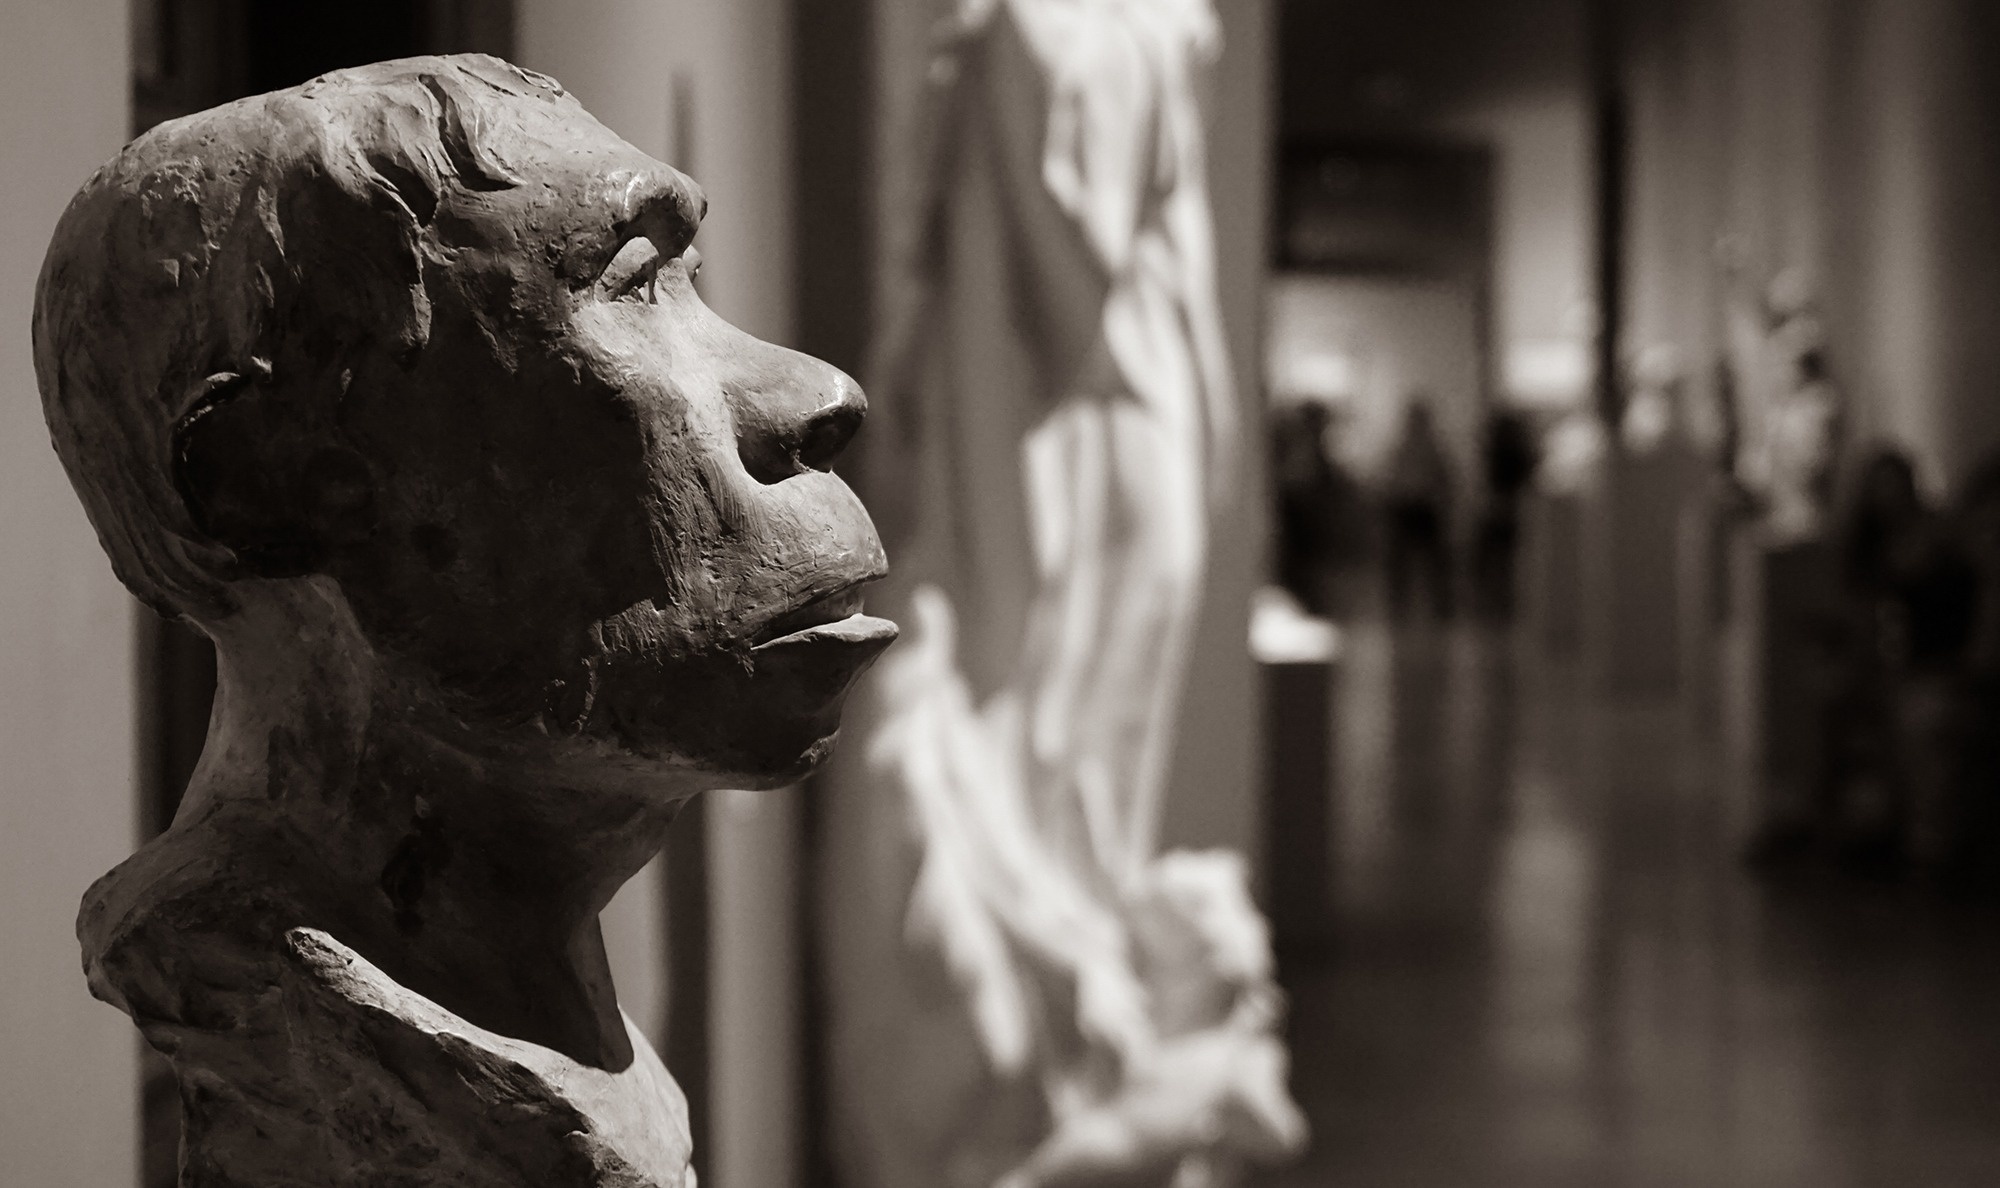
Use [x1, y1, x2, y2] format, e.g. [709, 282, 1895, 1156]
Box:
[1257, 622, 2000, 1188]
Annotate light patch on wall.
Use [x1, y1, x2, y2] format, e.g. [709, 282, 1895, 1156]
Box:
[1503, 336, 1591, 409]
[1267, 273, 1482, 481]
[1269, 346, 1358, 407]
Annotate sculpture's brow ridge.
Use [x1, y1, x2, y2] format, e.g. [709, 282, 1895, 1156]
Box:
[417, 72, 523, 193]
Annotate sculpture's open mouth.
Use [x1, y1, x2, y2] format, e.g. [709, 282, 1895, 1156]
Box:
[750, 583, 899, 654]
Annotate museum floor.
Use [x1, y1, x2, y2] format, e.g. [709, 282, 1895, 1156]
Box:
[1254, 620, 2000, 1188]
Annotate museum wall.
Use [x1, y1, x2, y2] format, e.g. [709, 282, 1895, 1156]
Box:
[0, 2, 140, 1185]
[1824, 0, 2000, 490]
[1281, 0, 1596, 408]
[1620, 0, 2000, 492]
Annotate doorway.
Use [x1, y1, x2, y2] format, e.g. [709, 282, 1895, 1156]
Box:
[1265, 140, 1496, 620]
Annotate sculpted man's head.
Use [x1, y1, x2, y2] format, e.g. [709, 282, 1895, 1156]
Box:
[34, 54, 894, 794]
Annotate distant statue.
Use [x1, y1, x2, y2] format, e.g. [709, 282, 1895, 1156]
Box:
[1721, 259, 1844, 541]
[1764, 343, 1844, 541]
[1620, 343, 1683, 456]
[831, 0, 1305, 1184]
[36, 55, 894, 1188]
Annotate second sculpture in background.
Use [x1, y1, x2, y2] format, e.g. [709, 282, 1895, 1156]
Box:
[830, 1, 1308, 1185]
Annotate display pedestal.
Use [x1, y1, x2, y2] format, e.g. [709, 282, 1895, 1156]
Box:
[1673, 490, 1738, 723]
[1718, 532, 1840, 849]
[1522, 491, 1585, 657]
[1583, 445, 1700, 697]
[1263, 660, 1335, 949]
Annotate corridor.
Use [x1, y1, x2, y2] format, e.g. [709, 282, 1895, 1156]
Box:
[1258, 622, 2000, 1188]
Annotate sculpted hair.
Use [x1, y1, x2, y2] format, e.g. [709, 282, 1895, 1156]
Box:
[32, 54, 559, 621]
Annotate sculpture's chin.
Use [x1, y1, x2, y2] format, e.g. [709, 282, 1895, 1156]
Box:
[590, 617, 897, 783]
[717, 729, 845, 790]
[609, 700, 849, 790]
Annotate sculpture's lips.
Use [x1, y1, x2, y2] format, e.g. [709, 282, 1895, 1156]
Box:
[750, 611, 900, 653]
[749, 584, 899, 654]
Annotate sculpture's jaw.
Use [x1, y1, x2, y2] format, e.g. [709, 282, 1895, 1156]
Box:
[580, 614, 897, 789]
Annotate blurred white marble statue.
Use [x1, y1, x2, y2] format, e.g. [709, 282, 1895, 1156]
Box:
[1722, 258, 1844, 542]
[849, 1, 1306, 1184]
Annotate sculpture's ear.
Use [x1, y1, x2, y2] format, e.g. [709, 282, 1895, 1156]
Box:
[171, 364, 378, 579]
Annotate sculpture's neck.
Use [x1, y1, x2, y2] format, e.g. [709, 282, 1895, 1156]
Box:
[326, 724, 673, 1069]
[181, 586, 682, 1069]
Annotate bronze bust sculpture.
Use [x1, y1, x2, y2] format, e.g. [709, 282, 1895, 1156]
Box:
[34, 54, 893, 1187]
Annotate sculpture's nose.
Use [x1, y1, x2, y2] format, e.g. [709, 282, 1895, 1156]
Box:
[731, 346, 867, 484]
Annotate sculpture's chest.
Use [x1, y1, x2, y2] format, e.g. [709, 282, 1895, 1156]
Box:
[169, 928, 694, 1188]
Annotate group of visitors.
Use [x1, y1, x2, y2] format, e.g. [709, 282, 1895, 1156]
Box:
[1272, 398, 1537, 623]
[1796, 446, 2000, 883]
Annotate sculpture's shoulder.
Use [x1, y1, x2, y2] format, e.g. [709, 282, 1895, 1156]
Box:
[77, 815, 299, 1032]
[77, 821, 694, 1188]
[277, 928, 695, 1188]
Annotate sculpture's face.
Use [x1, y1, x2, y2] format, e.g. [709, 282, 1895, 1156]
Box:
[309, 94, 894, 786]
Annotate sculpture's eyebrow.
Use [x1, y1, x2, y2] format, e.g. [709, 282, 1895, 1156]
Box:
[609, 168, 705, 259]
[560, 167, 707, 288]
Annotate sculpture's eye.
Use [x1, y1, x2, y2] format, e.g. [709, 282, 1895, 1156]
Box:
[600, 237, 662, 303]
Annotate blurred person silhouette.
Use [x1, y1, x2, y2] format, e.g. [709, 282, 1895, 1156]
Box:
[1272, 400, 1362, 617]
[1940, 455, 2000, 884]
[1472, 409, 1538, 620]
[1840, 450, 1922, 602]
[1883, 474, 1980, 877]
[1272, 402, 1333, 613]
[1383, 398, 1454, 620]
[1818, 448, 1924, 866]
[1819, 447, 1978, 873]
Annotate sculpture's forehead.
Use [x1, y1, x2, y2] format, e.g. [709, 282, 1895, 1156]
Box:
[421, 91, 705, 265]
[475, 88, 637, 170]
